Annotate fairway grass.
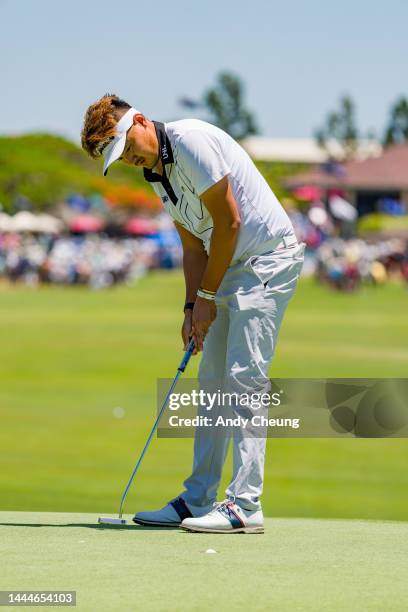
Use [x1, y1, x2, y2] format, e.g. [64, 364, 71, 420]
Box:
[0, 274, 407, 520]
[1, 512, 408, 611]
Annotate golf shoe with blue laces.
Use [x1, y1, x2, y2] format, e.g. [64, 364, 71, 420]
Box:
[181, 499, 264, 533]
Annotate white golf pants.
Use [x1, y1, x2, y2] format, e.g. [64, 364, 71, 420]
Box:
[182, 240, 305, 511]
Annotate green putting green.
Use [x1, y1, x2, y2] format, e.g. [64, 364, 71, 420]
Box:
[1, 512, 408, 611]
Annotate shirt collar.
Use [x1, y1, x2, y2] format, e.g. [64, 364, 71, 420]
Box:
[143, 121, 174, 183]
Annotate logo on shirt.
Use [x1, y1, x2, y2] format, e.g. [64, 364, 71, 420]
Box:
[161, 144, 169, 160]
[162, 195, 169, 203]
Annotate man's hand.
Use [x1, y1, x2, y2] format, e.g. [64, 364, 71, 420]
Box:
[181, 310, 199, 355]
[191, 297, 217, 352]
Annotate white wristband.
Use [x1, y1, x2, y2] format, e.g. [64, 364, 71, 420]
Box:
[197, 289, 216, 301]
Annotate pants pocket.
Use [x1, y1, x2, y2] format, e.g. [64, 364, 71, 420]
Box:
[249, 242, 306, 287]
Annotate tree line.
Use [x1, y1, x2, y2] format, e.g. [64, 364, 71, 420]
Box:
[315, 95, 408, 159]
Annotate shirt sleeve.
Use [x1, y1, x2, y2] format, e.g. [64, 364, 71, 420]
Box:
[176, 130, 231, 197]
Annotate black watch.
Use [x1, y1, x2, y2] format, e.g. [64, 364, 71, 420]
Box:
[183, 302, 195, 313]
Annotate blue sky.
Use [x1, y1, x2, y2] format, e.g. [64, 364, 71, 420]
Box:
[1, 0, 407, 143]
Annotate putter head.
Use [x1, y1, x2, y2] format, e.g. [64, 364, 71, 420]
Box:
[98, 517, 127, 525]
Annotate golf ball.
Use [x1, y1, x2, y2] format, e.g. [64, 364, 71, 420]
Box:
[113, 406, 125, 419]
[205, 549, 217, 554]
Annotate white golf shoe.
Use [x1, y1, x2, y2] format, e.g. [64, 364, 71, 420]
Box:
[181, 500, 264, 534]
[133, 496, 212, 527]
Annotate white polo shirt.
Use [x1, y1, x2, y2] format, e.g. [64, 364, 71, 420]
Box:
[143, 119, 294, 263]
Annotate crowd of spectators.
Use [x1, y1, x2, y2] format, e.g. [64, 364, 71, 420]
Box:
[0, 233, 182, 288]
[286, 202, 408, 289]
[315, 237, 408, 291]
[0, 205, 407, 290]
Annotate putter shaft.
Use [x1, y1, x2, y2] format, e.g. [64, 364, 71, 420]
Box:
[118, 338, 195, 518]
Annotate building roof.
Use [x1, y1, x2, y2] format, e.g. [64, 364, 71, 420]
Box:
[241, 137, 381, 164]
[286, 144, 408, 191]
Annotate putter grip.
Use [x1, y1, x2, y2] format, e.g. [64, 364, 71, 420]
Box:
[178, 337, 195, 372]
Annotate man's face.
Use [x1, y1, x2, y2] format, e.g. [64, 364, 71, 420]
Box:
[119, 114, 159, 169]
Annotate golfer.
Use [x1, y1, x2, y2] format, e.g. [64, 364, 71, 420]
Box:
[81, 94, 305, 533]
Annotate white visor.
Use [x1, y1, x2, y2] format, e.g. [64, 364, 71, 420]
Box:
[102, 107, 141, 176]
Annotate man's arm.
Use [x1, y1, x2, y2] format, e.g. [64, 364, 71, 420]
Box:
[174, 221, 208, 303]
[199, 175, 241, 292]
[190, 175, 241, 351]
[174, 221, 208, 353]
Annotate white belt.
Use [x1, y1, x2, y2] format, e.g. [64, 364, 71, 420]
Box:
[233, 234, 298, 264]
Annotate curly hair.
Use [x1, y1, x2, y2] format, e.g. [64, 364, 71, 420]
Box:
[81, 94, 131, 159]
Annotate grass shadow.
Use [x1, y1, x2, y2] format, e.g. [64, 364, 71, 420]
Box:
[0, 522, 178, 531]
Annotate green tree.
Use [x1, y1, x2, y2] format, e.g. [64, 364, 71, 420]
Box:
[383, 97, 408, 145]
[314, 95, 359, 160]
[203, 72, 258, 141]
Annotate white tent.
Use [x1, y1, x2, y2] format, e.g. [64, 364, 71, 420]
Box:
[12, 211, 39, 232]
[0, 212, 64, 233]
[35, 214, 63, 234]
[0, 213, 14, 232]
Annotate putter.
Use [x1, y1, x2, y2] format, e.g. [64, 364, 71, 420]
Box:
[98, 337, 195, 525]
